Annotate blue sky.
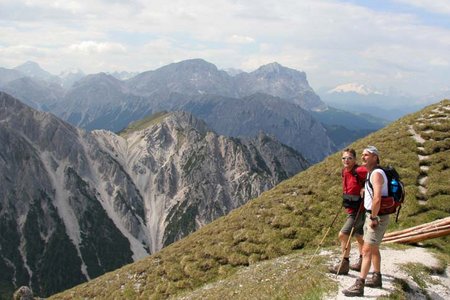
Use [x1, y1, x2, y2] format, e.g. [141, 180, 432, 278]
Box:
[0, 0, 449, 96]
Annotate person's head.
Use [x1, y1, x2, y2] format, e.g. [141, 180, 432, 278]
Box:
[361, 145, 380, 170]
[342, 148, 357, 169]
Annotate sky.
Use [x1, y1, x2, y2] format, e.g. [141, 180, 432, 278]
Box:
[1, 0, 449, 96]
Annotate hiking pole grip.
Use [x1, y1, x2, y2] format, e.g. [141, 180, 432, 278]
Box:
[307, 204, 342, 267]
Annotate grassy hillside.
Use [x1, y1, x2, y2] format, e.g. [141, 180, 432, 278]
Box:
[50, 100, 450, 299]
[117, 111, 170, 137]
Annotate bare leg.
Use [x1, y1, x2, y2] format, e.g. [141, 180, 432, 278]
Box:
[371, 246, 381, 273]
[356, 235, 364, 255]
[339, 231, 351, 257]
[360, 243, 373, 279]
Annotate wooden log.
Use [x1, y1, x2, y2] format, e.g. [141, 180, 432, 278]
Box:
[383, 228, 450, 244]
[383, 217, 450, 238]
[382, 224, 450, 242]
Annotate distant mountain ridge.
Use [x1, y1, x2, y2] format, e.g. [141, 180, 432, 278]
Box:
[0, 92, 309, 297]
[319, 82, 424, 121]
[1, 59, 394, 162]
[0, 59, 336, 162]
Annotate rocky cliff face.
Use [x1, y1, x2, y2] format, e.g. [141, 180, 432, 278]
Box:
[127, 59, 238, 98]
[0, 92, 148, 297]
[94, 111, 309, 249]
[235, 62, 326, 111]
[0, 92, 309, 297]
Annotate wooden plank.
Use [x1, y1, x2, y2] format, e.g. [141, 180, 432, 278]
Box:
[383, 228, 450, 244]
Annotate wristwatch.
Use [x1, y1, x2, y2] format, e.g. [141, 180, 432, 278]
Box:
[370, 215, 380, 222]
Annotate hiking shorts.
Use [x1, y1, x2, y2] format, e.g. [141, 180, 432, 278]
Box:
[363, 213, 390, 245]
[340, 211, 364, 236]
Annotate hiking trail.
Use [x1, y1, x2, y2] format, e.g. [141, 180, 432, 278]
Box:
[324, 246, 450, 299]
[408, 102, 450, 204]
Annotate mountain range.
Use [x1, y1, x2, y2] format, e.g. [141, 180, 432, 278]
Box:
[0, 59, 389, 163]
[318, 82, 447, 121]
[0, 92, 309, 297]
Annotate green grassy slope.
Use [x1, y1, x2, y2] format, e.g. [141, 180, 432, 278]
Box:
[50, 100, 450, 299]
[117, 111, 170, 137]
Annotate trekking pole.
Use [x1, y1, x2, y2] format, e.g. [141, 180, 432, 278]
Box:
[335, 203, 364, 277]
[307, 204, 342, 268]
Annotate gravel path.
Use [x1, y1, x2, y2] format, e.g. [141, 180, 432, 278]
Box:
[325, 246, 450, 299]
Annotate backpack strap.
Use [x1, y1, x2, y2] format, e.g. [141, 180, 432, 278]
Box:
[352, 165, 365, 187]
[395, 206, 401, 223]
[367, 166, 383, 199]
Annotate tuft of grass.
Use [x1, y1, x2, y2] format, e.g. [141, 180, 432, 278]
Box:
[400, 262, 440, 290]
[377, 278, 414, 300]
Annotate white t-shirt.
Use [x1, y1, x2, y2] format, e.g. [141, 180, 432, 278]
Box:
[364, 168, 389, 210]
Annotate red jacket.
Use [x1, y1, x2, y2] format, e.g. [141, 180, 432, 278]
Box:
[342, 165, 367, 214]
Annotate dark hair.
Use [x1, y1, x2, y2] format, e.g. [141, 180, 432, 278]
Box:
[342, 148, 356, 158]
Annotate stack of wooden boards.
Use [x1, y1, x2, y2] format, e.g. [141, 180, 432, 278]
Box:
[382, 216, 450, 244]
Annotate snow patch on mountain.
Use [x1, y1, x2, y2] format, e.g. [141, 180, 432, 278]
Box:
[327, 83, 383, 95]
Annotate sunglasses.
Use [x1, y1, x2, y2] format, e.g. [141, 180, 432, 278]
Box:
[341, 156, 354, 160]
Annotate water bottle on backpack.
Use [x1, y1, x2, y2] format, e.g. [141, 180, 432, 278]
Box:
[391, 178, 399, 194]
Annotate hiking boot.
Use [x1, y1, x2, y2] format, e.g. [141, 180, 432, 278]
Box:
[342, 278, 365, 297]
[349, 256, 362, 271]
[328, 259, 349, 275]
[365, 272, 382, 288]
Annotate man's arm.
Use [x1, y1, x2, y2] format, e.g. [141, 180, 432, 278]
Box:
[370, 172, 384, 226]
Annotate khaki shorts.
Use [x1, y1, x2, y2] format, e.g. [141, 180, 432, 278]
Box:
[363, 213, 390, 245]
[340, 211, 364, 236]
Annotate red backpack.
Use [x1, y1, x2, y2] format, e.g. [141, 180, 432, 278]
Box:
[367, 166, 405, 222]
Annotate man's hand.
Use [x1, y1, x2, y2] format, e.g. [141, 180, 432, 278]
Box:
[370, 219, 378, 228]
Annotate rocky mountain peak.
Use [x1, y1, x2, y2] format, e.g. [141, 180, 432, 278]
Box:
[14, 61, 56, 81]
[253, 62, 306, 80]
[167, 58, 219, 72]
[163, 111, 210, 134]
[235, 62, 324, 110]
[127, 59, 236, 97]
[119, 111, 210, 139]
[73, 72, 122, 88]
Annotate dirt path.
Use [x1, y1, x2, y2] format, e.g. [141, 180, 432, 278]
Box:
[325, 246, 450, 299]
[408, 125, 429, 203]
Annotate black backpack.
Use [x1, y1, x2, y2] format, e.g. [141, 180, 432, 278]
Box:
[368, 166, 405, 222]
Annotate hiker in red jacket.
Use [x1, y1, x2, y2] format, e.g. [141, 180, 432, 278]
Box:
[329, 148, 367, 275]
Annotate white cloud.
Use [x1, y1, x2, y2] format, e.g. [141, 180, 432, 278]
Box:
[227, 35, 255, 44]
[68, 41, 127, 55]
